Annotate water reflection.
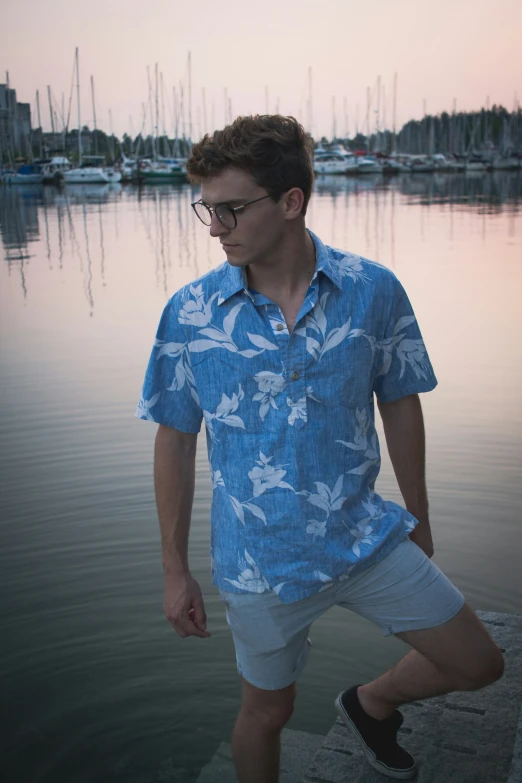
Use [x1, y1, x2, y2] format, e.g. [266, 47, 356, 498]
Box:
[1, 173, 521, 307]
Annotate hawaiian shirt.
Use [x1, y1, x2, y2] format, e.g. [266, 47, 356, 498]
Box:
[136, 229, 437, 603]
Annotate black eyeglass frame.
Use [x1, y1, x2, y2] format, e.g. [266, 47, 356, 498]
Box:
[191, 194, 272, 229]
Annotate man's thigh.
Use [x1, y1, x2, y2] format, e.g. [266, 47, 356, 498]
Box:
[219, 588, 332, 690]
[334, 537, 466, 638]
[396, 601, 504, 684]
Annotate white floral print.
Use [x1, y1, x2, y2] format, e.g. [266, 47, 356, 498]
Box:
[248, 452, 294, 496]
[333, 252, 371, 284]
[252, 372, 286, 420]
[306, 519, 327, 538]
[179, 285, 219, 327]
[294, 292, 365, 361]
[297, 474, 347, 540]
[336, 407, 380, 476]
[204, 384, 245, 442]
[211, 469, 225, 490]
[223, 549, 270, 593]
[136, 393, 160, 420]
[287, 386, 319, 426]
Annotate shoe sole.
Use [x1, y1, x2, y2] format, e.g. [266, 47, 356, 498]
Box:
[334, 693, 418, 780]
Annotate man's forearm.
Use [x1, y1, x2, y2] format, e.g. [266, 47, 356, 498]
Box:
[377, 394, 429, 519]
[154, 425, 197, 576]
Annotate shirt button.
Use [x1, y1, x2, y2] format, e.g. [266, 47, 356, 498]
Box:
[276, 323, 284, 331]
[291, 371, 299, 381]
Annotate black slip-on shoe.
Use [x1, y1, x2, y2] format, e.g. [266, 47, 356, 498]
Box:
[334, 685, 417, 780]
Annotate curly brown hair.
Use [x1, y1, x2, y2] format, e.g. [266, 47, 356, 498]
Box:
[186, 114, 315, 216]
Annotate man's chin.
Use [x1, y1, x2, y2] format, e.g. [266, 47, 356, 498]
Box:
[224, 253, 248, 268]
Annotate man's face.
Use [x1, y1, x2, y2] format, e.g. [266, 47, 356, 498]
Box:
[200, 167, 287, 269]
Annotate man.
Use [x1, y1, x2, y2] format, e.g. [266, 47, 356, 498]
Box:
[136, 115, 504, 783]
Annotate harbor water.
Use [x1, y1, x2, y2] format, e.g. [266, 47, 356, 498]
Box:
[1, 171, 521, 782]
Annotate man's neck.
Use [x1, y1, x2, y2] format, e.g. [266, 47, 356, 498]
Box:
[245, 227, 316, 299]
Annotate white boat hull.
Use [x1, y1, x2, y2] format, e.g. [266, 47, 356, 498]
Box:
[313, 159, 358, 175]
[357, 159, 382, 174]
[1, 172, 44, 184]
[63, 167, 122, 184]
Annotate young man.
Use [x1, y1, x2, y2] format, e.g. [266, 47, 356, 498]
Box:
[136, 115, 504, 783]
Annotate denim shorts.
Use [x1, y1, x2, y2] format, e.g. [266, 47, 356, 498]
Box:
[219, 537, 465, 690]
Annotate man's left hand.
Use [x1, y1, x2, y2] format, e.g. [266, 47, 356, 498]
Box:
[408, 517, 434, 559]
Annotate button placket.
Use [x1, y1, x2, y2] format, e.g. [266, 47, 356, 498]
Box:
[286, 326, 307, 430]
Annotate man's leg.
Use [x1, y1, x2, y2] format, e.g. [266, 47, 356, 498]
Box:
[231, 676, 297, 783]
[357, 601, 505, 720]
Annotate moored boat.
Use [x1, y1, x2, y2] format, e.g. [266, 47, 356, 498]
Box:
[357, 155, 382, 174]
[1, 163, 44, 184]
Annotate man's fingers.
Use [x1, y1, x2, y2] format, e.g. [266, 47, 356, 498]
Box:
[173, 611, 211, 639]
[191, 601, 207, 631]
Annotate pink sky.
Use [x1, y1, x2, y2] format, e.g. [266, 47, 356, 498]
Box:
[3, 0, 521, 140]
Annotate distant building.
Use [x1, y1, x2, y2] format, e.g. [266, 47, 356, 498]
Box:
[0, 83, 33, 159]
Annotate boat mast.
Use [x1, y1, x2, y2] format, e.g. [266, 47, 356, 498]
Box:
[36, 89, 43, 158]
[155, 63, 159, 160]
[308, 67, 313, 137]
[47, 86, 55, 136]
[188, 51, 192, 142]
[392, 73, 397, 154]
[91, 75, 98, 156]
[5, 71, 14, 165]
[76, 48, 82, 166]
[376, 75, 381, 152]
[109, 109, 115, 162]
[202, 87, 207, 137]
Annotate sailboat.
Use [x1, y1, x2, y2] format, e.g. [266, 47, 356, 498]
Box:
[62, 50, 121, 185]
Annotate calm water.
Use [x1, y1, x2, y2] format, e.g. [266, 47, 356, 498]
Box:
[1, 172, 521, 782]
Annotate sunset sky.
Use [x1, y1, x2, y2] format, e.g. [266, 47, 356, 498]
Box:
[3, 0, 521, 141]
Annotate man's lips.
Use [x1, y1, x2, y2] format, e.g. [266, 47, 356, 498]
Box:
[221, 242, 238, 248]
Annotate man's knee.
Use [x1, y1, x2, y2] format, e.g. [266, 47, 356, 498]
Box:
[239, 679, 296, 732]
[462, 643, 505, 690]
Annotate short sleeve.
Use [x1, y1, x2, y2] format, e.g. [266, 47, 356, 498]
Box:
[135, 296, 203, 433]
[372, 289, 438, 402]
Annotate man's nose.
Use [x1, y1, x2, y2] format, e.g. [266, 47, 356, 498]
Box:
[209, 212, 230, 238]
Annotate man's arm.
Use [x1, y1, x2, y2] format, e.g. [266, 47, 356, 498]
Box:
[376, 393, 434, 558]
[154, 424, 211, 638]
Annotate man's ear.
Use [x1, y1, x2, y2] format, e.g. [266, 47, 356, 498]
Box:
[283, 187, 305, 220]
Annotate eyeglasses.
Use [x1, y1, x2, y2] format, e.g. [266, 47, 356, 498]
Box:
[191, 195, 272, 230]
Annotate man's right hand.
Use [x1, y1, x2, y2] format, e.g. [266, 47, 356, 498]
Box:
[163, 572, 211, 639]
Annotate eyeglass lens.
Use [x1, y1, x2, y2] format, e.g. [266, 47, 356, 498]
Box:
[193, 202, 236, 229]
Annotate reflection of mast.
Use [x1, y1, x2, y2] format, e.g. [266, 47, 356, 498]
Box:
[98, 203, 106, 286]
[42, 196, 52, 267]
[57, 202, 64, 269]
[82, 200, 94, 317]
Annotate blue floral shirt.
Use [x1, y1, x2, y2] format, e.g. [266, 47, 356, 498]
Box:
[136, 230, 437, 603]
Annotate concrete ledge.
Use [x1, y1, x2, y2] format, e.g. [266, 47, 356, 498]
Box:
[305, 611, 522, 783]
[196, 728, 325, 783]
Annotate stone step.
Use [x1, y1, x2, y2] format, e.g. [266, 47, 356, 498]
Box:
[195, 728, 325, 783]
[304, 611, 522, 783]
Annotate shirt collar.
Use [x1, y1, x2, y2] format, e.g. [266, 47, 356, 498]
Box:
[217, 228, 343, 307]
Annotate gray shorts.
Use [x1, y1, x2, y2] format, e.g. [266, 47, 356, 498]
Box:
[219, 537, 465, 690]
